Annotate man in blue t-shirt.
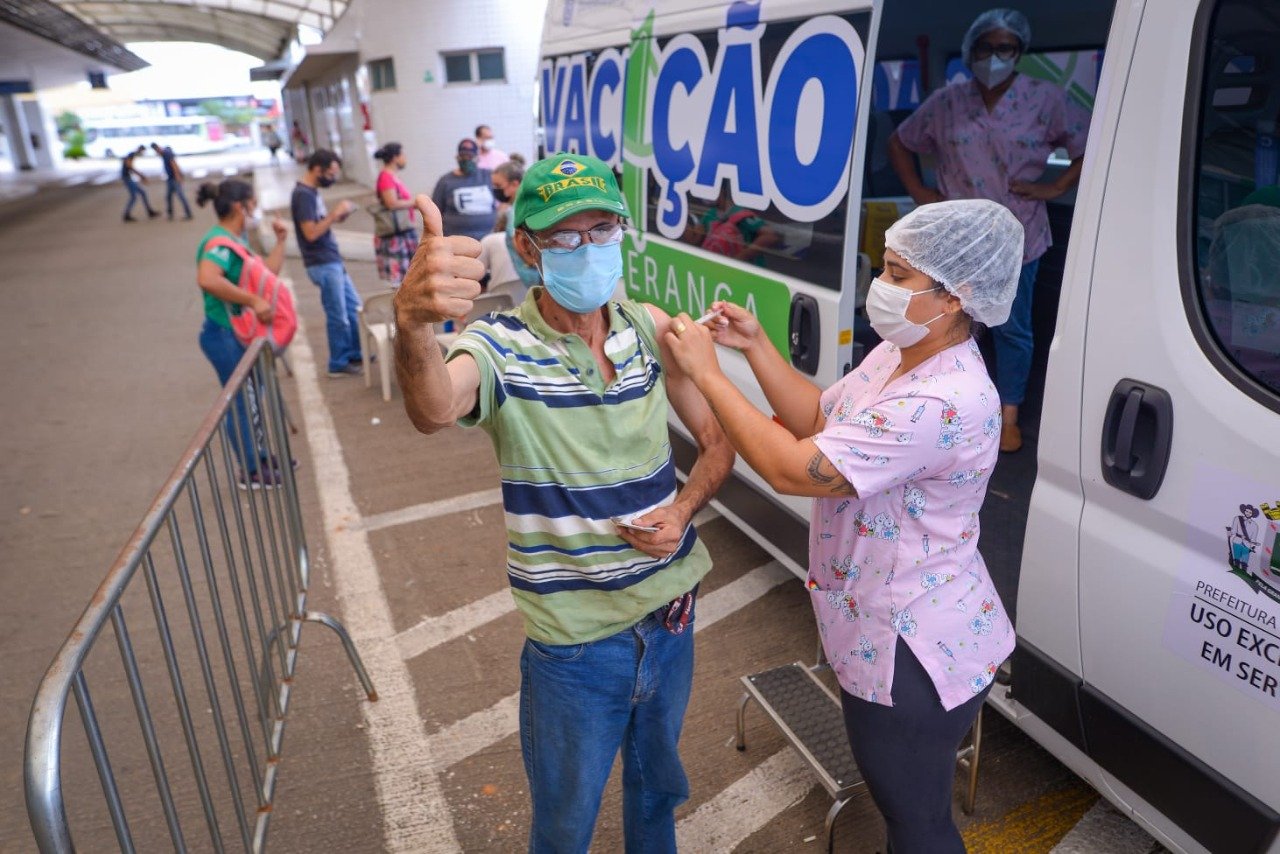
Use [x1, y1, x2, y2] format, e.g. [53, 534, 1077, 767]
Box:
[150, 142, 192, 220]
[290, 149, 364, 377]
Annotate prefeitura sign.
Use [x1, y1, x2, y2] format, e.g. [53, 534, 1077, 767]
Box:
[1163, 471, 1280, 712]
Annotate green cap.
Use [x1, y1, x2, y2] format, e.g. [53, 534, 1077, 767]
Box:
[513, 152, 630, 231]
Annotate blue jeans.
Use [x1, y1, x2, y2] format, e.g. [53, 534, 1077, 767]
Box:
[166, 177, 191, 218]
[520, 609, 695, 854]
[304, 262, 363, 372]
[990, 257, 1041, 407]
[123, 179, 154, 218]
[199, 319, 261, 473]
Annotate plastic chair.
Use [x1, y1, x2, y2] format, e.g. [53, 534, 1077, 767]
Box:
[358, 291, 397, 401]
[434, 292, 516, 352]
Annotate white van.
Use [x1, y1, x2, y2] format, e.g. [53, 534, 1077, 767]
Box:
[538, 1, 1280, 851]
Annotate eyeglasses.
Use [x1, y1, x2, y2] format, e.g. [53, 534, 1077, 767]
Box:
[526, 222, 625, 253]
[971, 42, 1020, 61]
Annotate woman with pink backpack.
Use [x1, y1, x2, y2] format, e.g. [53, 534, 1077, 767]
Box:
[195, 179, 291, 490]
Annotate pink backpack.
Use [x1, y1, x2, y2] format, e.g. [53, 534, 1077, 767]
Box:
[206, 237, 298, 354]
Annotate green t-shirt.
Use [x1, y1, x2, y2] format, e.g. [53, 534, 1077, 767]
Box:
[196, 225, 247, 328]
[445, 289, 713, 644]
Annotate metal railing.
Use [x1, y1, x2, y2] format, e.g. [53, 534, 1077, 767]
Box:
[25, 340, 376, 853]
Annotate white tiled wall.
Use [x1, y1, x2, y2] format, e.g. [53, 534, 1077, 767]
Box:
[328, 0, 549, 198]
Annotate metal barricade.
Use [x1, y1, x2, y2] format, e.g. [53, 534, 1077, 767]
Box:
[25, 340, 376, 853]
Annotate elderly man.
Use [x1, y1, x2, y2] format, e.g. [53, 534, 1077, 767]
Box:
[393, 153, 733, 853]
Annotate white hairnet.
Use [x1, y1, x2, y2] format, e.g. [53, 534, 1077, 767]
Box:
[962, 8, 1032, 66]
[884, 200, 1025, 326]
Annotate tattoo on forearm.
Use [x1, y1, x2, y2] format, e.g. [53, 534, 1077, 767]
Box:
[806, 451, 855, 494]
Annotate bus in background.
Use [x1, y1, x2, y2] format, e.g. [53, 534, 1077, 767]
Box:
[82, 116, 237, 159]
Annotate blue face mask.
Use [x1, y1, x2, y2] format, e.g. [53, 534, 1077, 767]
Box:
[506, 217, 542, 287]
[538, 242, 623, 314]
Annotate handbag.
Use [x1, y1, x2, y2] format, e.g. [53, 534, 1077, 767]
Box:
[368, 203, 413, 238]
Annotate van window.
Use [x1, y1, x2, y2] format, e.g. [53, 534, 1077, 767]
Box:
[1190, 0, 1280, 399]
[640, 16, 865, 289]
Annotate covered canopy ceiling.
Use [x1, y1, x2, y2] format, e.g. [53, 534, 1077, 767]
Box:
[54, 0, 347, 61]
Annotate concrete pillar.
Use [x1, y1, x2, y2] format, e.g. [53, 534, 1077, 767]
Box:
[1, 93, 35, 170]
[21, 99, 55, 170]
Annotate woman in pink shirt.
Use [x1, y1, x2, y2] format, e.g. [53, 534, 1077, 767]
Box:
[373, 142, 419, 284]
[889, 8, 1090, 454]
[664, 200, 1022, 853]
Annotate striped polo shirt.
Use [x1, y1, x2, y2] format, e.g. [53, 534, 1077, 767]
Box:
[446, 287, 712, 645]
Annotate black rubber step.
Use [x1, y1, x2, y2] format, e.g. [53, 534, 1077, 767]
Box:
[742, 663, 864, 798]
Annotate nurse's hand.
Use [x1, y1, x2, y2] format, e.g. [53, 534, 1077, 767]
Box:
[707, 300, 762, 352]
[1010, 179, 1065, 201]
[663, 312, 721, 386]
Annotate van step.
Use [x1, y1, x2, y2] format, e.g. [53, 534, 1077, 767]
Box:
[736, 660, 983, 854]
[736, 662, 863, 798]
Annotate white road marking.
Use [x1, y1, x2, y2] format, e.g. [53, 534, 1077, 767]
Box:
[422, 560, 793, 770]
[396, 588, 515, 661]
[357, 487, 504, 532]
[425, 694, 522, 772]
[675, 748, 814, 852]
[290, 311, 461, 852]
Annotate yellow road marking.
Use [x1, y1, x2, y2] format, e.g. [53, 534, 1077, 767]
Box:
[962, 783, 1099, 853]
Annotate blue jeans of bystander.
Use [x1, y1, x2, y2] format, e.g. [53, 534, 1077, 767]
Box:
[166, 177, 192, 218]
[198, 319, 260, 473]
[520, 608, 695, 854]
[123, 179, 155, 218]
[304, 262, 363, 372]
[990, 257, 1041, 407]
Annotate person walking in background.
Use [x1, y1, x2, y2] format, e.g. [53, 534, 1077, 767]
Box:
[195, 178, 290, 489]
[151, 141, 192, 221]
[290, 120, 310, 162]
[121, 146, 158, 223]
[475, 124, 508, 170]
[290, 149, 365, 377]
[663, 200, 1022, 854]
[393, 153, 733, 852]
[372, 142, 419, 285]
[431, 138, 497, 240]
[888, 7, 1090, 453]
[262, 123, 283, 164]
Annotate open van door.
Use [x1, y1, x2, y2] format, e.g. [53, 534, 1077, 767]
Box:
[538, 0, 878, 575]
[1047, 0, 1280, 850]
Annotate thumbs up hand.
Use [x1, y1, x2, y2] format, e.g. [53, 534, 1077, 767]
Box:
[394, 195, 485, 328]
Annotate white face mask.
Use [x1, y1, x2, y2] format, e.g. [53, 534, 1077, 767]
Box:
[480, 139, 495, 151]
[866, 278, 945, 348]
[971, 55, 1015, 88]
[246, 207, 264, 229]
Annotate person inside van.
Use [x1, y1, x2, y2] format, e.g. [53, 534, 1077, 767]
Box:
[887, 8, 1091, 453]
[663, 200, 1022, 854]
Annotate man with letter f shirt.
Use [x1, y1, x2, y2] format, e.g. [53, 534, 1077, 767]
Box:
[392, 153, 733, 852]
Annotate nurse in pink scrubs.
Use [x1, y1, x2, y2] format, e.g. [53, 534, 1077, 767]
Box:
[888, 8, 1091, 454]
[664, 200, 1023, 853]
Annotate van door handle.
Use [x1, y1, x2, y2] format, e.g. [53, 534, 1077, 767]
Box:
[789, 294, 820, 375]
[1100, 379, 1174, 500]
